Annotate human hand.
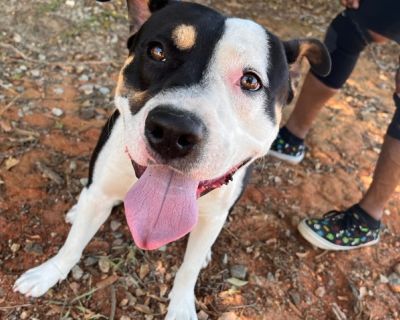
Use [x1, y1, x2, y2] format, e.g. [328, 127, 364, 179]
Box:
[340, 0, 360, 9]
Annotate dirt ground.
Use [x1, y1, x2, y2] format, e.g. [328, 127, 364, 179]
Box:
[1, 0, 399, 319]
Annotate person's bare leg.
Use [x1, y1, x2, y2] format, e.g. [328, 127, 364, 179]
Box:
[359, 135, 400, 220]
[285, 72, 338, 139]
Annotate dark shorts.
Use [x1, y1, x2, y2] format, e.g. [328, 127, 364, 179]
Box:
[346, 0, 400, 43]
[388, 94, 400, 140]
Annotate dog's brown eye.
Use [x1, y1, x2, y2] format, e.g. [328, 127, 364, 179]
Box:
[148, 42, 166, 62]
[240, 73, 262, 91]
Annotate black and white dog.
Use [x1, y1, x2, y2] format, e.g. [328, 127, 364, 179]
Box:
[14, 1, 330, 318]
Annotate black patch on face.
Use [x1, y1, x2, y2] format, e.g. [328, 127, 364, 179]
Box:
[122, 2, 226, 114]
[87, 109, 120, 187]
[263, 31, 291, 123]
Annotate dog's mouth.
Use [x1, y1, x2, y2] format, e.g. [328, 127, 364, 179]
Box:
[124, 150, 250, 251]
[131, 159, 250, 198]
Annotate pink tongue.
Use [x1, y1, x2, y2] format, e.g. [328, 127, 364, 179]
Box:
[124, 165, 199, 250]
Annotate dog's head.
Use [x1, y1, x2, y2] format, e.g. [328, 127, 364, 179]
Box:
[101, 0, 331, 249]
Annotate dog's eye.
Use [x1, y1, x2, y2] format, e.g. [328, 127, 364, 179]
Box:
[240, 73, 262, 91]
[148, 42, 166, 62]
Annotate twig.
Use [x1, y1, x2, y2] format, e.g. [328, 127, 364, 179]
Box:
[36, 161, 64, 185]
[0, 304, 32, 310]
[0, 93, 24, 116]
[109, 285, 116, 320]
[0, 43, 39, 63]
[287, 300, 303, 318]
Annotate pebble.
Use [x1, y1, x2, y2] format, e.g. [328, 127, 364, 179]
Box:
[388, 272, 400, 293]
[10, 243, 20, 253]
[289, 290, 301, 305]
[222, 253, 228, 265]
[98, 87, 110, 95]
[30, 69, 40, 78]
[51, 107, 64, 117]
[65, 0, 75, 7]
[79, 74, 89, 81]
[79, 84, 94, 95]
[230, 265, 247, 280]
[20, 311, 28, 319]
[315, 286, 326, 298]
[71, 265, 83, 280]
[98, 257, 110, 273]
[24, 243, 43, 255]
[198, 310, 209, 320]
[120, 316, 131, 320]
[110, 220, 121, 231]
[53, 87, 64, 95]
[80, 178, 89, 186]
[69, 161, 77, 171]
[79, 107, 96, 120]
[13, 33, 22, 43]
[394, 263, 400, 276]
[84, 256, 98, 267]
[379, 274, 389, 284]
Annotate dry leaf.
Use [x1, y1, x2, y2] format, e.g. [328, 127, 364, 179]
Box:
[134, 304, 152, 314]
[226, 277, 248, 287]
[5, 157, 19, 170]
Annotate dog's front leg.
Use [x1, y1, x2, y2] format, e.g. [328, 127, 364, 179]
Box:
[13, 187, 116, 297]
[165, 211, 229, 320]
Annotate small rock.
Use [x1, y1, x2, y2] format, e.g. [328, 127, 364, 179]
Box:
[20, 311, 28, 319]
[315, 286, 326, 298]
[98, 87, 110, 95]
[98, 257, 110, 273]
[198, 310, 209, 320]
[53, 87, 64, 95]
[51, 107, 64, 117]
[289, 290, 301, 305]
[218, 312, 239, 320]
[379, 274, 389, 284]
[30, 69, 40, 78]
[394, 263, 400, 276]
[79, 107, 96, 120]
[388, 272, 400, 293]
[158, 245, 167, 252]
[79, 84, 94, 95]
[267, 272, 275, 282]
[119, 298, 129, 307]
[110, 220, 121, 231]
[10, 243, 21, 253]
[84, 256, 98, 267]
[24, 243, 43, 255]
[13, 33, 22, 43]
[112, 239, 123, 246]
[79, 74, 89, 81]
[274, 176, 282, 184]
[222, 253, 228, 265]
[80, 178, 89, 186]
[69, 161, 77, 171]
[65, 0, 75, 7]
[69, 282, 80, 294]
[71, 265, 83, 280]
[120, 316, 131, 320]
[230, 265, 247, 280]
[39, 54, 46, 61]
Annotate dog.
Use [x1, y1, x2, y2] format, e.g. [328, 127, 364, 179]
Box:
[14, 1, 330, 318]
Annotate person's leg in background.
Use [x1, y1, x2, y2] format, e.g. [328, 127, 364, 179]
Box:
[269, 12, 370, 164]
[298, 73, 400, 251]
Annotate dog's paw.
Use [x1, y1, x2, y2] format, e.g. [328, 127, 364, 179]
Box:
[13, 258, 67, 297]
[65, 205, 78, 224]
[165, 292, 197, 320]
[201, 250, 212, 269]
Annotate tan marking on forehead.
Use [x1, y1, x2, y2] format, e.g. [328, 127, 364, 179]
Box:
[172, 24, 197, 50]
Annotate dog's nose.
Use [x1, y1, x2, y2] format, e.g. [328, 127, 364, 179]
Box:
[145, 107, 206, 159]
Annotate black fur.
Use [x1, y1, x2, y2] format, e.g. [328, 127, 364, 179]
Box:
[123, 2, 226, 114]
[87, 109, 120, 187]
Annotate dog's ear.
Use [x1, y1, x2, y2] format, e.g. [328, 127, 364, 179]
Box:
[126, 0, 175, 34]
[97, 0, 175, 34]
[283, 38, 331, 77]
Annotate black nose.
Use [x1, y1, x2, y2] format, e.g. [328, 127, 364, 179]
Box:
[145, 107, 206, 159]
